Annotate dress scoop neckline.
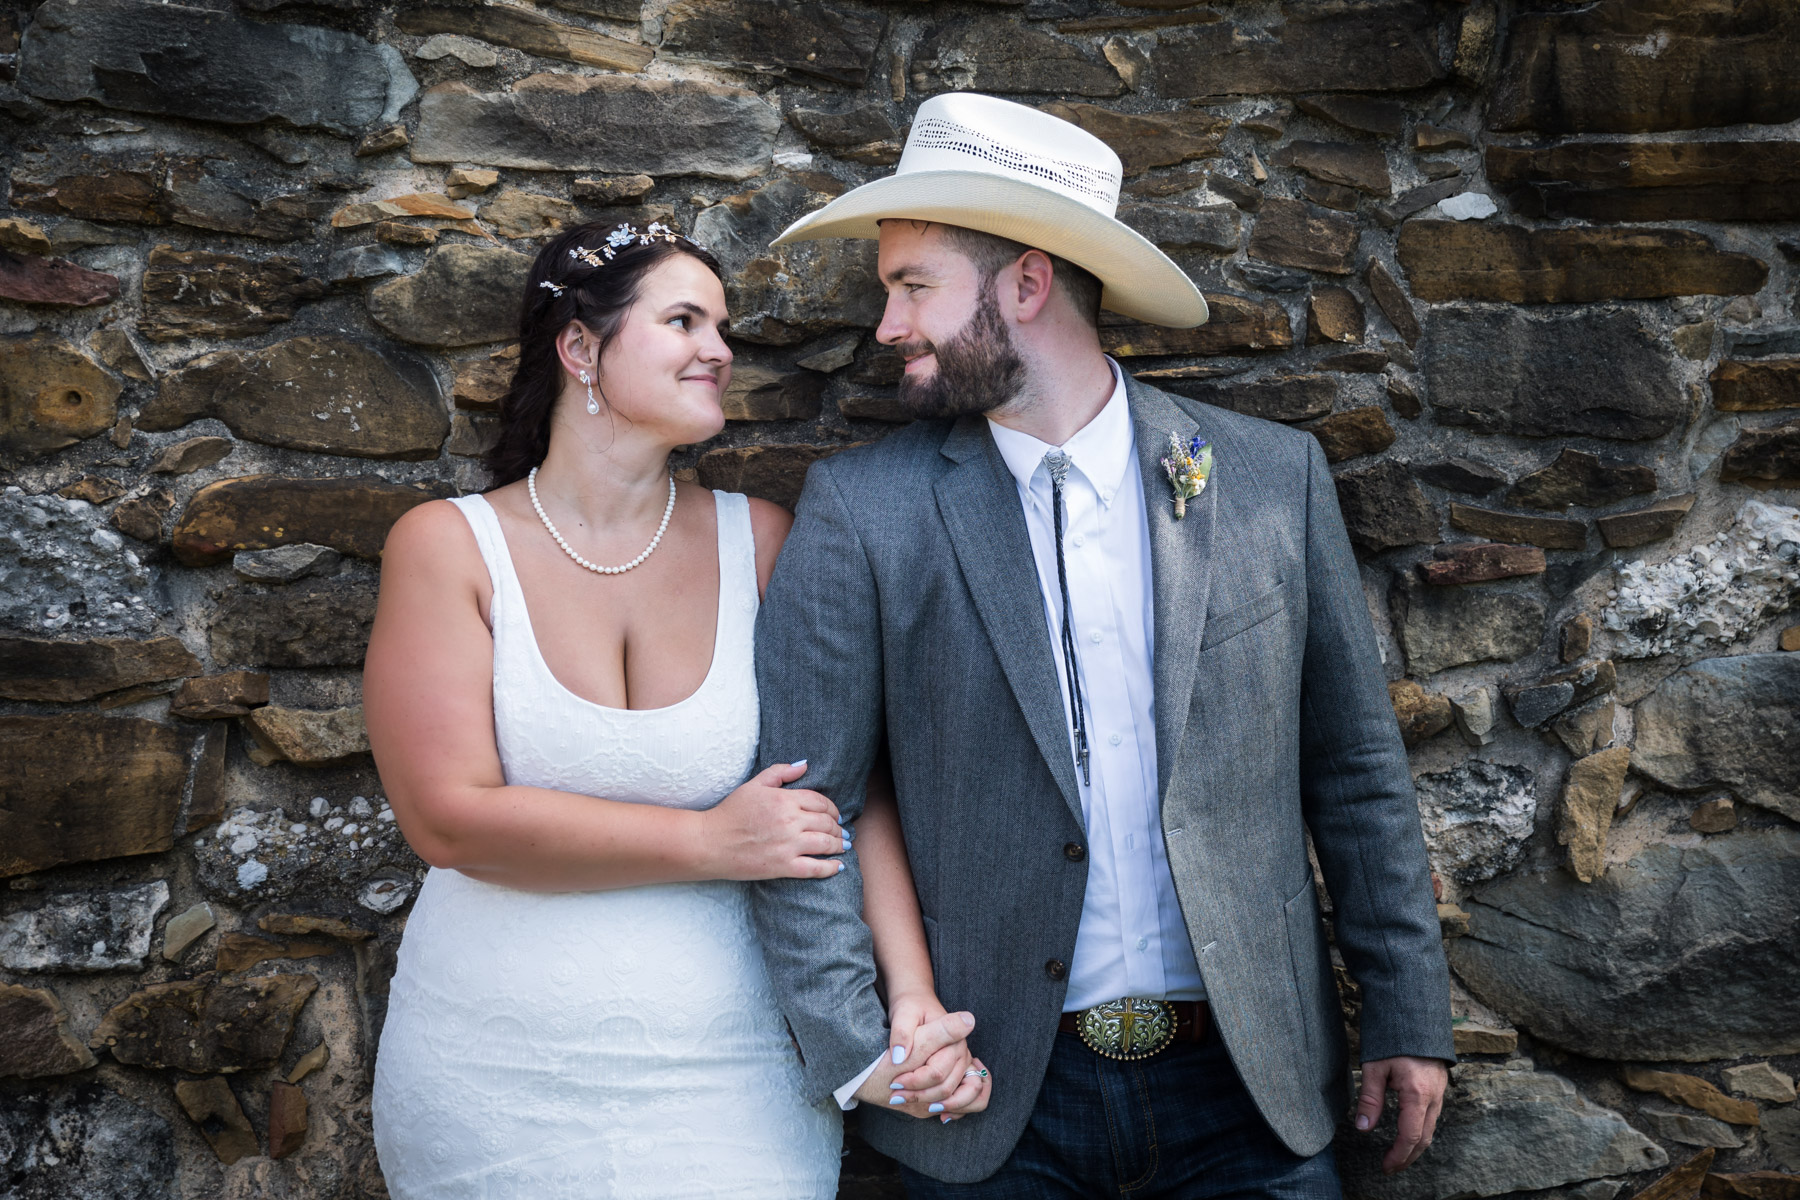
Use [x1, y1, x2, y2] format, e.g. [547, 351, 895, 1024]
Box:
[473, 489, 730, 716]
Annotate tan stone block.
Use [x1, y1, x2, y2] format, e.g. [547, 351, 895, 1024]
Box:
[397, 4, 654, 72]
[1038, 102, 1225, 177]
[0, 331, 123, 457]
[1452, 1023, 1517, 1056]
[171, 671, 271, 719]
[269, 1081, 309, 1159]
[1248, 199, 1360, 276]
[1306, 286, 1363, 345]
[1625, 1067, 1760, 1127]
[1449, 503, 1587, 551]
[1598, 494, 1698, 549]
[480, 189, 580, 239]
[287, 1042, 330, 1084]
[139, 246, 326, 342]
[1437, 903, 1470, 938]
[244, 705, 369, 768]
[0, 715, 189, 877]
[0, 636, 200, 703]
[1303, 407, 1394, 463]
[1417, 543, 1545, 586]
[147, 435, 233, 476]
[1101, 293, 1292, 357]
[1633, 1149, 1716, 1200]
[1690, 798, 1738, 834]
[1558, 746, 1630, 883]
[216, 932, 338, 973]
[1713, 360, 1800, 413]
[172, 474, 443, 565]
[1721, 1062, 1797, 1104]
[94, 974, 319, 1072]
[1397, 222, 1766, 304]
[1389, 679, 1452, 747]
[0, 983, 98, 1078]
[174, 1077, 259, 1164]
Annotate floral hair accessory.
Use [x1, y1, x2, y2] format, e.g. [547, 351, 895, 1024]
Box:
[1161, 432, 1213, 520]
[569, 222, 684, 268]
[538, 279, 565, 297]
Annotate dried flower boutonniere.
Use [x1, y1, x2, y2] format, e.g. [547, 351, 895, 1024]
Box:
[1161, 433, 1213, 520]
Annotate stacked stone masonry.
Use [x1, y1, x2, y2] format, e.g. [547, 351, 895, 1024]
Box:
[1, 0, 1798, 1196]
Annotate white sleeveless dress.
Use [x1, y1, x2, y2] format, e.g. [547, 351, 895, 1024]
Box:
[372, 490, 841, 1199]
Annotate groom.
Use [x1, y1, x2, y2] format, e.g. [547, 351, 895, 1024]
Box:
[752, 93, 1454, 1196]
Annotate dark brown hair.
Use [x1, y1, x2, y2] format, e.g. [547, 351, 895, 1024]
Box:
[935, 224, 1102, 328]
[485, 222, 724, 486]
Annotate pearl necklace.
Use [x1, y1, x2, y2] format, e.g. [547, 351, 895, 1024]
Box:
[527, 466, 676, 575]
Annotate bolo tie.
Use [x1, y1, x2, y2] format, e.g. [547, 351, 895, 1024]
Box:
[1042, 450, 1091, 787]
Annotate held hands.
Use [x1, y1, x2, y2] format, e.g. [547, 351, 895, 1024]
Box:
[853, 1005, 991, 1123]
[698, 761, 849, 881]
[1354, 1055, 1449, 1174]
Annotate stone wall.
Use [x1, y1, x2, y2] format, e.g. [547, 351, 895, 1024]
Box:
[2, 0, 1798, 1196]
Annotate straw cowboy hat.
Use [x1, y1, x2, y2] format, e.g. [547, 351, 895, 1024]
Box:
[773, 92, 1209, 328]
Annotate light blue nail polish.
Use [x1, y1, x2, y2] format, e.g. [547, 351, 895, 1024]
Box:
[890, 1081, 905, 1090]
[892, 1046, 907, 1065]
[843, 838, 853, 852]
[941, 1115, 952, 1124]
[793, 759, 808, 769]
[836, 861, 845, 873]
[889, 1094, 906, 1105]
[929, 1103, 945, 1114]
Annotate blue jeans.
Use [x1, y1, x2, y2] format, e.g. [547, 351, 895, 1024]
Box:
[900, 1030, 1344, 1200]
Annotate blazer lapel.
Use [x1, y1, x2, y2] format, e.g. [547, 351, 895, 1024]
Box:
[1128, 377, 1218, 801]
[934, 416, 1085, 829]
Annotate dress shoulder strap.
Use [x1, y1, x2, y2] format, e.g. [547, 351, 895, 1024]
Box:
[711, 490, 760, 633]
[446, 493, 520, 630]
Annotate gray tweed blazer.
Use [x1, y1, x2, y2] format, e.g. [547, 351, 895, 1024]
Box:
[751, 374, 1454, 1184]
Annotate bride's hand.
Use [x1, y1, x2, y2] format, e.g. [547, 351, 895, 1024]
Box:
[697, 761, 847, 881]
[886, 992, 990, 1123]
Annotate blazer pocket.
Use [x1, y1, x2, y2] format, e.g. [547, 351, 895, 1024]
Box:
[1199, 582, 1286, 650]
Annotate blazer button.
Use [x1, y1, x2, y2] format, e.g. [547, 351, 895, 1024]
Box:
[1063, 842, 1086, 862]
[1044, 959, 1068, 981]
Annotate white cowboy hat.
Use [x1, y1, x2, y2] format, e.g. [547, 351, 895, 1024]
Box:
[772, 92, 1208, 328]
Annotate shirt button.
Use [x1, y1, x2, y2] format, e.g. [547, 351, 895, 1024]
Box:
[1136, 936, 1149, 952]
[1045, 959, 1068, 981]
[1108, 732, 1123, 746]
[1072, 534, 1085, 547]
[1101, 490, 1114, 504]
[1064, 842, 1087, 862]
[1090, 630, 1103, 643]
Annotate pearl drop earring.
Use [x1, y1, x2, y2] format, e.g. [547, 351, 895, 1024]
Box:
[579, 369, 599, 415]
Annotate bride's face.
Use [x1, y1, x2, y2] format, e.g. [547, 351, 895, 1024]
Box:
[591, 254, 734, 446]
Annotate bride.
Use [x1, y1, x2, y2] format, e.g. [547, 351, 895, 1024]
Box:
[365, 221, 989, 1198]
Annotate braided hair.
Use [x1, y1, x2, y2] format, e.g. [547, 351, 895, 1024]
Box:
[485, 221, 724, 486]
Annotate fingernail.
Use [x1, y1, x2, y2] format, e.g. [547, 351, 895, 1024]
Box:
[929, 1103, 945, 1114]
[940, 1115, 952, 1124]
[889, 1081, 905, 1090]
[843, 838, 852, 852]
[793, 759, 807, 769]
[841, 825, 853, 840]
[1356, 1116, 1370, 1131]
[889, 1094, 906, 1105]
[836, 861, 845, 873]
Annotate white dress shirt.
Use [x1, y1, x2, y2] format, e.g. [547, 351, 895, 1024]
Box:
[834, 360, 1204, 1109]
[985, 360, 1206, 1012]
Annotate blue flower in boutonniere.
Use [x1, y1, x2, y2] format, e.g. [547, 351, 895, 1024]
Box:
[1161, 433, 1213, 520]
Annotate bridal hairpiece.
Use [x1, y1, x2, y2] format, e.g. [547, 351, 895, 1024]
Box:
[569, 222, 684, 268]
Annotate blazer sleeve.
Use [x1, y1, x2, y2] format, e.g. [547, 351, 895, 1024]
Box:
[1294, 436, 1457, 1065]
[748, 458, 893, 1099]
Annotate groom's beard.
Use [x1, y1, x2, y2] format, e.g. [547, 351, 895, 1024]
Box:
[893, 288, 1026, 419]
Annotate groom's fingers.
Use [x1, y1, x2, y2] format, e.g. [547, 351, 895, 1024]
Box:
[893, 1012, 974, 1072]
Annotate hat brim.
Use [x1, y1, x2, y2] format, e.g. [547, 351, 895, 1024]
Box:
[772, 171, 1209, 328]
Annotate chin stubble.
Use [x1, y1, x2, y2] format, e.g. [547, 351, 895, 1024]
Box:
[894, 286, 1027, 419]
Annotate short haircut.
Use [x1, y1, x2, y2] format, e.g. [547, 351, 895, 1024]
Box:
[934, 224, 1102, 329]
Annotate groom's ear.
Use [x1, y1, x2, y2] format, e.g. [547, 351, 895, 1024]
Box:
[1006, 250, 1058, 325]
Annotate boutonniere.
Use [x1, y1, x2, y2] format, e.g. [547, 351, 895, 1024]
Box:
[1161, 433, 1213, 519]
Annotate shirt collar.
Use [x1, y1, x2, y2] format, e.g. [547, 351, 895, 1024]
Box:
[987, 358, 1134, 502]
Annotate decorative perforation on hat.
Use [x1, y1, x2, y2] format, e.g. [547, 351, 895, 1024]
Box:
[911, 117, 1120, 205]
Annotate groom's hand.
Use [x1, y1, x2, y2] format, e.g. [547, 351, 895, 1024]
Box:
[1355, 1055, 1448, 1174]
[853, 1011, 989, 1120]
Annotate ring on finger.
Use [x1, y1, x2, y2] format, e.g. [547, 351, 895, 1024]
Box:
[963, 1067, 989, 1079]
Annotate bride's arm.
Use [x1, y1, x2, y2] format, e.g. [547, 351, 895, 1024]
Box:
[364, 500, 845, 893]
[858, 768, 936, 1010]
[859, 769, 992, 1119]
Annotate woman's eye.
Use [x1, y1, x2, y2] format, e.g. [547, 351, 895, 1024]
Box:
[669, 315, 691, 329]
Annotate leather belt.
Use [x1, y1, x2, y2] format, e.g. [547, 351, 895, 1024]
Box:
[1058, 998, 1210, 1060]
